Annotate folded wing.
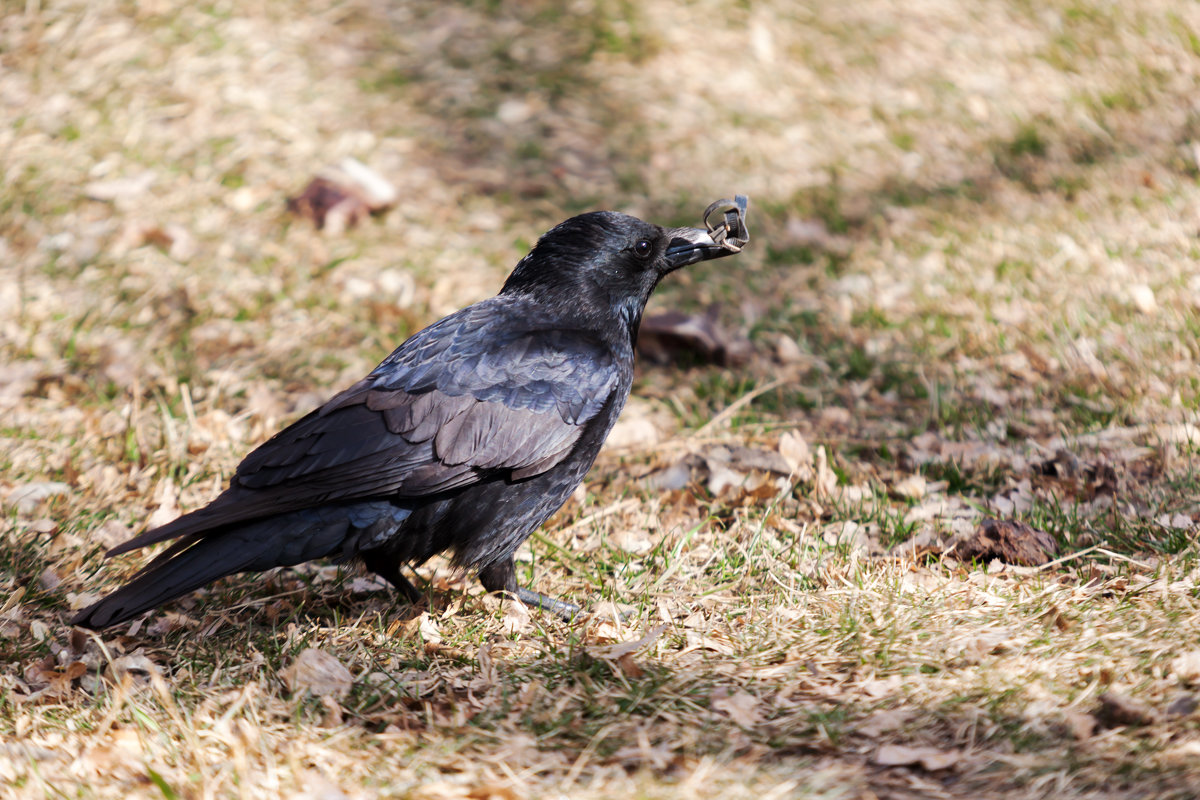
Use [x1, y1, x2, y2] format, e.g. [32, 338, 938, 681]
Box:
[108, 298, 618, 555]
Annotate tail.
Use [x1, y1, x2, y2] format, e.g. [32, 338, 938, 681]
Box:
[72, 502, 411, 629]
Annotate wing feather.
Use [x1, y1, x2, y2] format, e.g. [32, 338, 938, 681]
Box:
[108, 296, 622, 555]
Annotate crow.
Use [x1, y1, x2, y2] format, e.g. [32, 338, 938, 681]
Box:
[72, 198, 749, 629]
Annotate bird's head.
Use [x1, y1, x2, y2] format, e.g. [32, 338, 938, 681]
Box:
[501, 203, 748, 333]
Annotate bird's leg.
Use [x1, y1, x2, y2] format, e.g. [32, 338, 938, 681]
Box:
[361, 552, 423, 606]
[477, 558, 581, 621]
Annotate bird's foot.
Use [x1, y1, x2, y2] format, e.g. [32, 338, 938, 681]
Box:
[362, 553, 425, 606]
[514, 587, 581, 621]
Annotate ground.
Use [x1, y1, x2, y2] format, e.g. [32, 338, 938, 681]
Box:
[3, 1, 1200, 798]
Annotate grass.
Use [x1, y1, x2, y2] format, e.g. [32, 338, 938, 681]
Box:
[3, 0, 1200, 797]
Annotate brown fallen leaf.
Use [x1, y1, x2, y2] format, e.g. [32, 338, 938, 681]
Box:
[1063, 709, 1098, 739]
[615, 653, 646, 679]
[639, 445, 790, 495]
[288, 158, 397, 234]
[499, 598, 531, 636]
[5, 481, 71, 515]
[711, 689, 762, 728]
[1096, 691, 1159, 728]
[1171, 650, 1200, 685]
[858, 708, 911, 738]
[283, 648, 353, 700]
[586, 625, 666, 660]
[112, 219, 197, 261]
[872, 743, 961, 771]
[948, 517, 1057, 567]
[637, 305, 751, 366]
[778, 431, 814, 480]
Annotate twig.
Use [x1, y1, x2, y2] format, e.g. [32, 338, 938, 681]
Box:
[692, 378, 784, 439]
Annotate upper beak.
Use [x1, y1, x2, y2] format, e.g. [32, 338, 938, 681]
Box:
[663, 195, 750, 272]
[664, 227, 733, 270]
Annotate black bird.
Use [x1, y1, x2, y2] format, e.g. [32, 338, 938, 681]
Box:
[72, 198, 750, 629]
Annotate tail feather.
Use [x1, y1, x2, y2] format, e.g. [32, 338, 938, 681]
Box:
[72, 502, 411, 629]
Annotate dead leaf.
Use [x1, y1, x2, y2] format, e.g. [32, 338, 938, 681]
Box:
[641, 445, 790, 495]
[37, 567, 61, 592]
[1063, 709, 1098, 739]
[611, 527, 653, 554]
[716, 445, 791, 475]
[638, 305, 751, 366]
[112, 220, 196, 261]
[606, 414, 661, 449]
[500, 599, 531, 636]
[948, 517, 1057, 567]
[105, 651, 160, 688]
[144, 478, 179, 530]
[711, 690, 762, 728]
[778, 431, 813, 480]
[587, 625, 666, 659]
[283, 648, 353, 700]
[288, 159, 397, 234]
[813, 446, 837, 498]
[641, 456, 701, 492]
[1171, 650, 1200, 684]
[5, 482, 71, 514]
[84, 170, 156, 201]
[892, 474, 926, 501]
[1096, 691, 1159, 728]
[615, 653, 645, 679]
[872, 743, 961, 771]
[775, 333, 804, 363]
[1167, 694, 1197, 716]
[858, 709, 911, 738]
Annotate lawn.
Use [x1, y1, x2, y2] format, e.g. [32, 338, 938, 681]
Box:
[2, 1, 1200, 797]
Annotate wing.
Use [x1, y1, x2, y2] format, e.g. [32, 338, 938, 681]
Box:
[108, 298, 621, 555]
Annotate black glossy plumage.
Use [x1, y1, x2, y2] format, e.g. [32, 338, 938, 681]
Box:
[72, 209, 745, 629]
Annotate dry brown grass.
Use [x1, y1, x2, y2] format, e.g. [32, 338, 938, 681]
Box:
[3, 0, 1200, 797]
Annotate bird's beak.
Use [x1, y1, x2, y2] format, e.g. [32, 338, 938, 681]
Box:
[664, 227, 733, 270]
[663, 195, 750, 272]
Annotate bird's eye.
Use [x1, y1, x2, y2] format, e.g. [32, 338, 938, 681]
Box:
[633, 239, 653, 259]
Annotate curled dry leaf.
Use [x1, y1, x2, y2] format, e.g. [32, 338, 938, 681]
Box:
[500, 598, 531, 636]
[948, 517, 1057, 567]
[417, 612, 443, 645]
[778, 430, 813, 480]
[283, 648, 353, 700]
[813, 446, 838, 499]
[872, 744, 961, 771]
